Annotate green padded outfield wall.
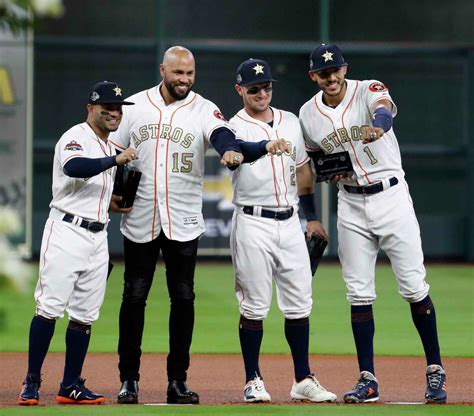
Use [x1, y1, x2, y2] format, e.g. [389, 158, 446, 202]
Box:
[31, 0, 474, 259]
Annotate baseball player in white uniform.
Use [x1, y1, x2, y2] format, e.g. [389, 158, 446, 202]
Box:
[109, 46, 244, 405]
[18, 81, 137, 406]
[229, 58, 337, 403]
[299, 44, 446, 404]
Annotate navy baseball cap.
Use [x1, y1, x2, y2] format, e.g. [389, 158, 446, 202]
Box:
[309, 44, 347, 72]
[88, 81, 134, 105]
[236, 59, 276, 87]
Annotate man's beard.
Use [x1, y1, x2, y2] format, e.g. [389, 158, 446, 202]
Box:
[165, 81, 193, 101]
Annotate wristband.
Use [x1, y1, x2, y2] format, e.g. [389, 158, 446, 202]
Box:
[299, 193, 318, 222]
[373, 107, 393, 132]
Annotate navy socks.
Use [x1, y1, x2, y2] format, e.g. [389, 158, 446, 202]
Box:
[410, 295, 442, 366]
[351, 305, 375, 375]
[284, 317, 311, 382]
[62, 321, 91, 386]
[239, 316, 263, 382]
[27, 315, 56, 377]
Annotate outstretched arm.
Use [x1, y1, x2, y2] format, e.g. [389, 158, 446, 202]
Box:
[63, 147, 137, 178]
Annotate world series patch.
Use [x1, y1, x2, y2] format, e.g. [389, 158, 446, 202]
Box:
[369, 82, 387, 92]
[64, 140, 83, 151]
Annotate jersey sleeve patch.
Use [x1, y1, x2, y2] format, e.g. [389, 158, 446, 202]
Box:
[64, 140, 83, 152]
[213, 110, 227, 121]
[369, 82, 387, 92]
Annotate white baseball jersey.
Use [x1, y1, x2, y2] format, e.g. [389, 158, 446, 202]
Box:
[299, 79, 402, 186]
[229, 108, 309, 207]
[36, 121, 115, 324]
[109, 85, 228, 243]
[299, 79, 429, 305]
[229, 107, 312, 320]
[51, 122, 116, 223]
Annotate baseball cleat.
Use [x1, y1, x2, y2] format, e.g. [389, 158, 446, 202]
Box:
[244, 375, 271, 403]
[343, 371, 379, 403]
[56, 377, 105, 404]
[18, 374, 41, 406]
[167, 380, 199, 404]
[290, 374, 337, 402]
[425, 364, 447, 404]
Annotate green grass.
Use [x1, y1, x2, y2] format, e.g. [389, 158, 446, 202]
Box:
[0, 264, 472, 357]
[0, 404, 472, 416]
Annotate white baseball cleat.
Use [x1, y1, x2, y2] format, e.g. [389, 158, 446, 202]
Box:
[290, 375, 337, 402]
[243, 376, 271, 403]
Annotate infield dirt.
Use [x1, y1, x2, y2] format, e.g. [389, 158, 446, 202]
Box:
[1, 353, 472, 406]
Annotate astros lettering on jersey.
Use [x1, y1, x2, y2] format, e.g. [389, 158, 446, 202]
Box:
[109, 85, 229, 242]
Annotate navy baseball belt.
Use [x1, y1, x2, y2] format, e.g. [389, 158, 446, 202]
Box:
[343, 177, 398, 195]
[243, 206, 294, 221]
[63, 213, 105, 232]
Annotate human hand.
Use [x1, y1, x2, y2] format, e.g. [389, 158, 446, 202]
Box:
[361, 126, 384, 144]
[266, 139, 289, 155]
[306, 220, 328, 241]
[221, 151, 244, 167]
[116, 147, 138, 165]
[325, 174, 344, 184]
[109, 194, 133, 214]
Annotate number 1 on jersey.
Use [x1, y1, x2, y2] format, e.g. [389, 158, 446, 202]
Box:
[363, 146, 378, 165]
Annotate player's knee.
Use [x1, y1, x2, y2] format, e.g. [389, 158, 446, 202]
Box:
[35, 306, 64, 321]
[346, 293, 376, 305]
[240, 315, 263, 330]
[400, 285, 430, 303]
[169, 282, 195, 301]
[240, 308, 269, 321]
[68, 319, 92, 334]
[409, 295, 435, 315]
[35, 313, 57, 323]
[283, 310, 311, 320]
[284, 316, 310, 326]
[122, 275, 153, 304]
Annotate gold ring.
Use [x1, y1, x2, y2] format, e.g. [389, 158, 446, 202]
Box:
[131, 153, 136, 159]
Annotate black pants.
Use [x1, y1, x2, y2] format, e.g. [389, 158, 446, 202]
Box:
[118, 232, 199, 382]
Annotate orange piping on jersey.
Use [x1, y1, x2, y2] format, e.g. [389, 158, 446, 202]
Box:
[296, 155, 310, 168]
[146, 89, 163, 240]
[96, 139, 113, 222]
[270, 156, 280, 207]
[313, 97, 342, 146]
[275, 123, 289, 207]
[165, 94, 197, 239]
[275, 109, 283, 127]
[341, 81, 372, 184]
[236, 114, 270, 139]
[109, 139, 125, 151]
[37, 220, 55, 304]
[97, 173, 107, 222]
